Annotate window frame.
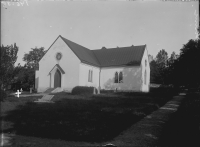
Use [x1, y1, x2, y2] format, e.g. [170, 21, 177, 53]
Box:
[91, 70, 93, 82]
[88, 70, 90, 82]
[119, 71, 123, 83]
[88, 70, 93, 82]
[144, 70, 147, 85]
[114, 72, 118, 83]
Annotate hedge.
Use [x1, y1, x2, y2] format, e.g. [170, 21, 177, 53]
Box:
[71, 86, 98, 95]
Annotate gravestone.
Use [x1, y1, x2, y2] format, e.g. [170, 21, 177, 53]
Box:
[15, 90, 21, 98]
[30, 88, 32, 93]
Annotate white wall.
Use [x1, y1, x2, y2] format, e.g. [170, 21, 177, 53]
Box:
[100, 66, 143, 91]
[36, 37, 80, 92]
[36, 36, 150, 93]
[35, 70, 39, 89]
[141, 46, 150, 92]
[79, 63, 145, 92]
[79, 63, 100, 89]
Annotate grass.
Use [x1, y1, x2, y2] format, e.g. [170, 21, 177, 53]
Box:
[1, 87, 177, 144]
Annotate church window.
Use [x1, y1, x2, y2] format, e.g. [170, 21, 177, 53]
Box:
[119, 72, 123, 83]
[88, 70, 90, 82]
[144, 70, 147, 85]
[145, 60, 147, 67]
[91, 70, 93, 82]
[88, 70, 93, 82]
[114, 72, 118, 83]
[56, 52, 62, 60]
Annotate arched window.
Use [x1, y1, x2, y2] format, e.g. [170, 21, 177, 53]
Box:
[119, 72, 123, 83]
[88, 70, 93, 82]
[114, 72, 118, 83]
[88, 70, 90, 82]
[144, 70, 147, 85]
[91, 70, 93, 82]
[145, 60, 147, 67]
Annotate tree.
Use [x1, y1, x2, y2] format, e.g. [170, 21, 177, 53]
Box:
[168, 23, 200, 88]
[166, 52, 179, 85]
[150, 60, 163, 84]
[13, 66, 35, 91]
[0, 43, 19, 89]
[156, 49, 168, 67]
[155, 49, 168, 84]
[23, 47, 46, 69]
[21, 47, 46, 90]
[176, 39, 200, 87]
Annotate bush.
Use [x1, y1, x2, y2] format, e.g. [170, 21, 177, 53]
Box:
[150, 85, 179, 96]
[100, 89, 115, 94]
[0, 89, 7, 102]
[71, 86, 98, 95]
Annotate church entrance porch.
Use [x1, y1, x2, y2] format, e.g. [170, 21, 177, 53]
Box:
[49, 64, 65, 89]
[54, 70, 61, 88]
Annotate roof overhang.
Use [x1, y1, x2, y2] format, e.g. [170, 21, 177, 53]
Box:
[49, 64, 65, 75]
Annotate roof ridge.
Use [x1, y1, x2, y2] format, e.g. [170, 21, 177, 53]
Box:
[43, 35, 146, 68]
[60, 36, 90, 50]
[60, 36, 100, 67]
[39, 35, 61, 63]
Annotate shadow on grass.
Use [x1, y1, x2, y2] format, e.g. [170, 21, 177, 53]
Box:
[2, 89, 177, 143]
[2, 97, 145, 142]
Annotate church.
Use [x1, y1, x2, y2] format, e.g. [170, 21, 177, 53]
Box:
[35, 35, 150, 93]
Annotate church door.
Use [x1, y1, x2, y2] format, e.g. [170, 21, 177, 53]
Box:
[54, 70, 61, 88]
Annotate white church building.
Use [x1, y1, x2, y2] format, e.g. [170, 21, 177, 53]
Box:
[35, 35, 150, 93]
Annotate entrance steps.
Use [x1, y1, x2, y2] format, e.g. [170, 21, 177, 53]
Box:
[43, 88, 56, 94]
[34, 95, 54, 103]
[43, 87, 63, 93]
[51, 87, 63, 93]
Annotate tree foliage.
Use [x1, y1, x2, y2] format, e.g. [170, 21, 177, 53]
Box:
[154, 49, 168, 84]
[156, 49, 168, 67]
[174, 39, 200, 87]
[12, 64, 35, 91]
[151, 24, 200, 88]
[150, 60, 162, 84]
[23, 47, 46, 69]
[15, 47, 47, 90]
[0, 43, 18, 89]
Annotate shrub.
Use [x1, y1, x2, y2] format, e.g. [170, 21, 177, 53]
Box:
[150, 85, 179, 96]
[71, 86, 98, 95]
[0, 89, 7, 102]
[100, 89, 115, 94]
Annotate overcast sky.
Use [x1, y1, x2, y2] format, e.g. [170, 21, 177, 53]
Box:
[1, 1, 198, 65]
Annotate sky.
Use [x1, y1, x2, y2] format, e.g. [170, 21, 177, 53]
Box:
[1, 0, 199, 65]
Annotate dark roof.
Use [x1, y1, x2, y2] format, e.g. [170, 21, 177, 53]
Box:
[52, 35, 146, 67]
[60, 36, 100, 66]
[92, 46, 146, 67]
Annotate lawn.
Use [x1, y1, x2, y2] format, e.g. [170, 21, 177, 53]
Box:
[1, 87, 178, 145]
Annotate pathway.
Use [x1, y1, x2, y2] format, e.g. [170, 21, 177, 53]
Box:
[34, 95, 54, 103]
[100, 94, 185, 147]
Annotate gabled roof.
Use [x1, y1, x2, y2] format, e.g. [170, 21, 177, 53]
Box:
[60, 36, 100, 67]
[60, 35, 146, 67]
[42, 35, 146, 68]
